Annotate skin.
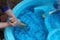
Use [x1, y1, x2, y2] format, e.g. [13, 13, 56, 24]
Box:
[0, 0, 25, 28]
[0, 0, 19, 28]
[0, 9, 18, 28]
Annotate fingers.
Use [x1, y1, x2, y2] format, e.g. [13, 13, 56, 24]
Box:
[8, 17, 26, 27]
[8, 17, 17, 26]
[9, 17, 16, 23]
[17, 20, 26, 27]
[8, 21, 17, 26]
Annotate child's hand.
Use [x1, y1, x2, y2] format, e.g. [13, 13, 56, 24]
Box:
[8, 17, 18, 26]
[8, 17, 26, 27]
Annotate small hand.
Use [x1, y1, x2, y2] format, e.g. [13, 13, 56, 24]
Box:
[8, 17, 26, 27]
[8, 17, 18, 26]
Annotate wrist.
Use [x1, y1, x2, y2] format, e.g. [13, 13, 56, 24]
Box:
[6, 22, 10, 26]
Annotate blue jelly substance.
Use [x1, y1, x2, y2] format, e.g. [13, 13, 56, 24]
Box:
[45, 10, 60, 31]
[14, 10, 48, 40]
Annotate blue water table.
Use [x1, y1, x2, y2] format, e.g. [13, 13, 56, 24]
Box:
[4, 0, 60, 40]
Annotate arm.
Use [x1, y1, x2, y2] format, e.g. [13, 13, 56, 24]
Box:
[0, 0, 15, 18]
[0, 0, 24, 26]
[4, 9, 16, 18]
[0, 0, 17, 26]
[0, 22, 10, 28]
